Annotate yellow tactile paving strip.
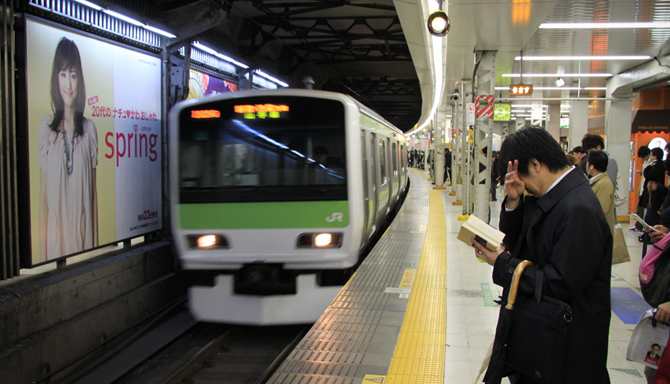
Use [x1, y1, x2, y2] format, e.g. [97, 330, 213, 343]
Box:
[386, 189, 447, 384]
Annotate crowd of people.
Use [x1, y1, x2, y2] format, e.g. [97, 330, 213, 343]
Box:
[468, 126, 670, 383]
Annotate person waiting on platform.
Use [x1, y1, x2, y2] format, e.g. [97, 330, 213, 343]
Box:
[582, 134, 618, 190]
[587, 151, 615, 236]
[471, 127, 612, 383]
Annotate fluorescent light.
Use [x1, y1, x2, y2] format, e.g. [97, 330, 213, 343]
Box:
[496, 86, 582, 90]
[584, 87, 607, 90]
[503, 73, 613, 77]
[74, 0, 103, 10]
[540, 22, 670, 29]
[215, 53, 249, 69]
[510, 104, 547, 108]
[515, 56, 651, 61]
[255, 70, 289, 87]
[193, 42, 217, 55]
[103, 9, 143, 26]
[144, 25, 176, 38]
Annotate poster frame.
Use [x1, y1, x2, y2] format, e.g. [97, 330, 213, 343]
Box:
[16, 14, 164, 268]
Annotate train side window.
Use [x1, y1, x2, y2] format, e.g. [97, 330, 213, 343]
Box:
[392, 142, 398, 177]
[380, 139, 387, 185]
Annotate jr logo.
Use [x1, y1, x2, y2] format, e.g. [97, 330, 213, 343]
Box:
[326, 212, 344, 223]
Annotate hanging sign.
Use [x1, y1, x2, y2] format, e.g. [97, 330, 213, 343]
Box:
[493, 104, 511, 121]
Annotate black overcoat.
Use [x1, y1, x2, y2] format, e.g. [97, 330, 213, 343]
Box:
[494, 167, 612, 383]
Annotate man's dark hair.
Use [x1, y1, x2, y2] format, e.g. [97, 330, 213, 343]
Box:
[652, 343, 661, 350]
[572, 146, 583, 154]
[638, 146, 651, 158]
[652, 147, 665, 161]
[587, 150, 609, 173]
[582, 134, 605, 152]
[499, 126, 570, 177]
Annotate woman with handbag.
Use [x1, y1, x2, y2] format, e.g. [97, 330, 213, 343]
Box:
[472, 127, 612, 383]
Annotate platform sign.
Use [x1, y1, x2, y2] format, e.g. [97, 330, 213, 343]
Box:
[466, 103, 476, 126]
[493, 103, 511, 121]
[510, 84, 533, 95]
[23, 19, 162, 266]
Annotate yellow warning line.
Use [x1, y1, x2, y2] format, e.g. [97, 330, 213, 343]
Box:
[386, 190, 446, 384]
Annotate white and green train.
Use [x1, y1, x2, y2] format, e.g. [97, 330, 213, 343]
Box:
[170, 89, 408, 325]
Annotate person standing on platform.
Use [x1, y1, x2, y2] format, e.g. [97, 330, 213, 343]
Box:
[581, 134, 618, 191]
[635, 146, 653, 232]
[587, 151, 615, 236]
[472, 127, 612, 383]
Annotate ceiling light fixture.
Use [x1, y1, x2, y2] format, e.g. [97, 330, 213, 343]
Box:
[74, 0, 103, 10]
[255, 70, 289, 87]
[540, 22, 670, 29]
[144, 25, 177, 38]
[503, 73, 612, 77]
[496, 86, 582, 90]
[427, 0, 450, 37]
[103, 9, 143, 26]
[514, 55, 652, 61]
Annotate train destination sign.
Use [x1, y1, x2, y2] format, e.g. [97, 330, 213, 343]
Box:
[234, 104, 289, 119]
[191, 110, 221, 119]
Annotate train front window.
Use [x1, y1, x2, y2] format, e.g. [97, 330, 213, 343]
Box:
[179, 96, 347, 203]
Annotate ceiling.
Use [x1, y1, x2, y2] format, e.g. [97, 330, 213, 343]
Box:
[105, 0, 670, 129]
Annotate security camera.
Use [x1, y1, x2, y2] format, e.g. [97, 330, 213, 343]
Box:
[451, 93, 460, 101]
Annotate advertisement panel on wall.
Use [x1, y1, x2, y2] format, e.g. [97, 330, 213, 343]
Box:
[25, 19, 162, 265]
[187, 69, 237, 100]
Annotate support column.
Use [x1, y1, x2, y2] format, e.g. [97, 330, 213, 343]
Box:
[605, 98, 633, 218]
[434, 101, 447, 188]
[454, 85, 464, 201]
[472, 50, 497, 221]
[460, 82, 472, 211]
[547, 103, 560, 142]
[569, 101, 588, 149]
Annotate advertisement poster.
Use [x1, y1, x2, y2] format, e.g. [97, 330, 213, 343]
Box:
[26, 19, 162, 264]
[187, 69, 237, 100]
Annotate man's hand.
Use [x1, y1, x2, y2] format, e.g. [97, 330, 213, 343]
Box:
[504, 160, 525, 210]
[656, 302, 670, 322]
[471, 238, 504, 266]
[650, 225, 669, 243]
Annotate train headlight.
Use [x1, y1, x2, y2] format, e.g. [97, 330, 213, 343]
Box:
[315, 233, 332, 247]
[297, 233, 343, 248]
[187, 234, 230, 249]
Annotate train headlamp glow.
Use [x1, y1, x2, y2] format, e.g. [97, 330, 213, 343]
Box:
[198, 235, 217, 248]
[297, 233, 343, 248]
[187, 234, 230, 249]
[314, 233, 333, 247]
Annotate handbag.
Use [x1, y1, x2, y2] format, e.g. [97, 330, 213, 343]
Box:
[613, 224, 631, 265]
[504, 261, 573, 383]
[640, 233, 670, 308]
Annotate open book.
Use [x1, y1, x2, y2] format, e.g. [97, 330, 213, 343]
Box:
[457, 215, 506, 252]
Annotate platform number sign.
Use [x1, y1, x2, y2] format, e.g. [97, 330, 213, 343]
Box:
[493, 104, 511, 121]
[510, 84, 533, 96]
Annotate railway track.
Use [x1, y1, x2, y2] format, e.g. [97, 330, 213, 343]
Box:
[118, 322, 308, 384]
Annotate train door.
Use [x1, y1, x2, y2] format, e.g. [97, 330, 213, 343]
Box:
[378, 137, 390, 214]
[368, 132, 379, 233]
[391, 140, 399, 207]
[361, 130, 373, 240]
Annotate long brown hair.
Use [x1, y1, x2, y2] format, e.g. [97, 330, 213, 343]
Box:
[48, 37, 86, 137]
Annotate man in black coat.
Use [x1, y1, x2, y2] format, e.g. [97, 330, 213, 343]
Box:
[472, 127, 612, 383]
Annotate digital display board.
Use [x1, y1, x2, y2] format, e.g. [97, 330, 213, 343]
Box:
[234, 104, 289, 119]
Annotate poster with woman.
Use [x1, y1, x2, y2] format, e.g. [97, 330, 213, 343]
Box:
[26, 19, 162, 264]
[187, 69, 237, 100]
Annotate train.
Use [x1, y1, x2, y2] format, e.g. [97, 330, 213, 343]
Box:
[169, 89, 409, 325]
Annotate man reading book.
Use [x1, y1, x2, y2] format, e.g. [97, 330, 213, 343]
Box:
[471, 127, 612, 384]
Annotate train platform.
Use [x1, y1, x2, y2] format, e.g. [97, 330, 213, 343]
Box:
[268, 168, 653, 384]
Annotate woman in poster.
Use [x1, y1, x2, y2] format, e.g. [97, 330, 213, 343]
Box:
[38, 37, 98, 260]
